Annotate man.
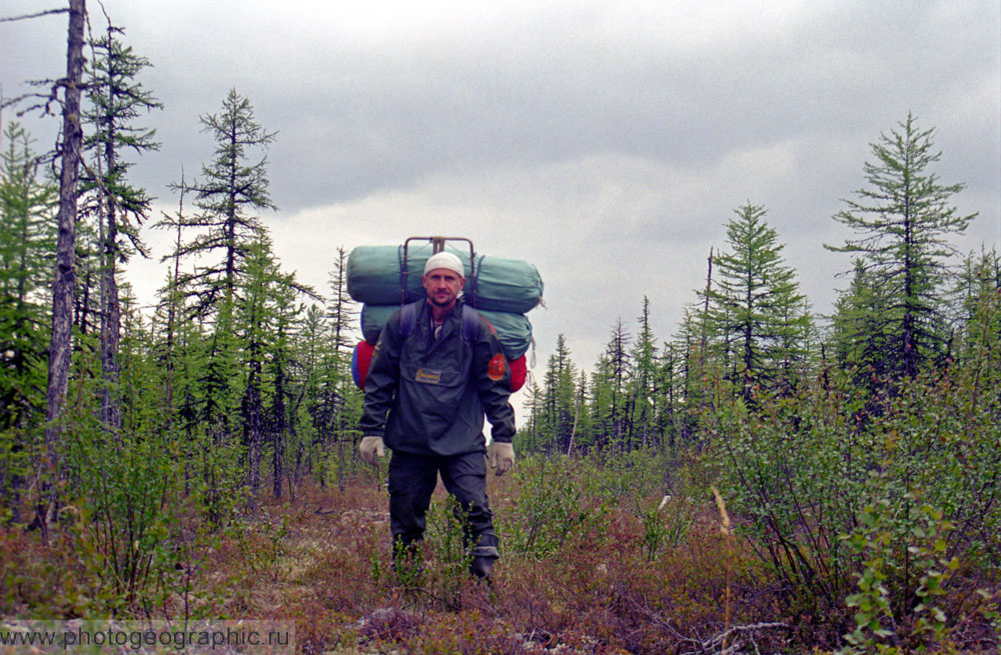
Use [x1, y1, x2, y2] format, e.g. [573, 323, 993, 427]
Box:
[358, 251, 516, 579]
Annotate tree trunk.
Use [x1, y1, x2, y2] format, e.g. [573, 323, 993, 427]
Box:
[41, 0, 86, 530]
[244, 361, 263, 494]
[100, 103, 121, 431]
[272, 358, 286, 500]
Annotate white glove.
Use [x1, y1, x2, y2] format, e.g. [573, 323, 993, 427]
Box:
[359, 436, 385, 467]
[488, 442, 515, 476]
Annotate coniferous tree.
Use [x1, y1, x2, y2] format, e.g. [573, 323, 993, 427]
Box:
[668, 307, 710, 446]
[161, 91, 277, 442]
[655, 340, 682, 448]
[151, 173, 190, 416]
[829, 259, 893, 393]
[950, 249, 1000, 364]
[173, 89, 276, 317]
[42, 0, 87, 528]
[298, 303, 335, 488]
[327, 246, 357, 358]
[237, 237, 316, 496]
[323, 245, 361, 480]
[708, 203, 811, 402]
[591, 320, 631, 452]
[516, 379, 545, 453]
[0, 123, 56, 510]
[71, 214, 101, 337]
[0, 123, 56, 433]
[81, 21, 161, 429]
[544, 334, 577, 454]
[628, 297, 658, 450]
[826, 113, 976, 378]
[567, 369, 589, 454]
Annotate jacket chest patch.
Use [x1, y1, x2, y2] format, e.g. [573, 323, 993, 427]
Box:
[415, 368, 443, 385]
[487, 353, 506, 381]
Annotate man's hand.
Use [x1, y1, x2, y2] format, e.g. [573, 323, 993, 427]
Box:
[359, 436, 385, 466]
[488, 442, 515, 476]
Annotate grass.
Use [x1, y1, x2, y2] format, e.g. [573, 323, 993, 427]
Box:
[2, 455, 998, 654]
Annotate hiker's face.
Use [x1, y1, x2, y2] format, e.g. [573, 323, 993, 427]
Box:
[423, 268, 465, 309]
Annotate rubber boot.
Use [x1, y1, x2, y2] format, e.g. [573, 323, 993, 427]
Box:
[469, 545, 499, 579]
[468, 533, 500, 580]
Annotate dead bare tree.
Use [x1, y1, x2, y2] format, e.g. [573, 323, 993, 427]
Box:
[38, 0, 87, 533]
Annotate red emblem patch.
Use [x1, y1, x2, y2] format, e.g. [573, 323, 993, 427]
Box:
[487, 353, 507, 381]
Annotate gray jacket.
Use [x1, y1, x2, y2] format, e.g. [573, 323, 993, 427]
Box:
[358, 299, 516, 456]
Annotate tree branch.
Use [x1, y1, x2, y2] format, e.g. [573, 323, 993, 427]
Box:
[0, 8, 69, 23]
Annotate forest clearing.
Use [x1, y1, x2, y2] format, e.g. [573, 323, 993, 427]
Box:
[3, 441, 1000, 654]
[2, 2, 1000, 653]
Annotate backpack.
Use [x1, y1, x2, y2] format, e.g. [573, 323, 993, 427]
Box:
[352, 301, 527, 392]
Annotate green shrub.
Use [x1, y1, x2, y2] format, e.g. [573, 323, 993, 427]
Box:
[710, 353, 1001, 633]
[497, 455, 610, 559]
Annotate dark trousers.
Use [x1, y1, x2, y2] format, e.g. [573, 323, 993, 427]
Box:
[387, 450, 498, 552]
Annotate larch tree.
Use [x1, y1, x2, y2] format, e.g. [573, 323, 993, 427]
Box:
[42, 0, 87, 529]
[655, 339, 682, 448]
[627, 296, 658, 450]
[173, 89, 276, 317]
[517, 379, 545, 453]
[591, 319, 631, 452]
[162, 90, 276, 437]
[829, 258, 893, 392]
[298, 302, 336, 488]
[708, 202, 810, 402]
[151, 171, 190, 417]
[541, 334, 577, 454]
[327, 246, 357, 359]
[81, 20, 161, 430]
[0, 123, 56, 433]
[324, 245, 360, 466]
[237, 236, 316, 497]
[0, 123, 56, 511]
[826, 113, 976, 378]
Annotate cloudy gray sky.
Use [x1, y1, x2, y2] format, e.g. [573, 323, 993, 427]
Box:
[3, 0, 999, 397]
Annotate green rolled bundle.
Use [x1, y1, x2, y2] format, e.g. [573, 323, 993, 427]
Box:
[360, 303, 533, 361]
[347, 245, 543, 314]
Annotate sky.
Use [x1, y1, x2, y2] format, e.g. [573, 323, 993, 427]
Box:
[2, 0, 999, 403]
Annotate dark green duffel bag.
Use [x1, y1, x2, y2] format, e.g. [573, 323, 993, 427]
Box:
[347, 244, 543, 314]
[360, 303, 533, 360]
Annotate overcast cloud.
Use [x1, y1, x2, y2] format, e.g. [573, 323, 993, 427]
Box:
[2, 0, 999, 396]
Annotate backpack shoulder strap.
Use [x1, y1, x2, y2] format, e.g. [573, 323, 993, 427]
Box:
[461, 304, 481, 343]
[399, 301, 481, 343]
[398, 301, 419, 339]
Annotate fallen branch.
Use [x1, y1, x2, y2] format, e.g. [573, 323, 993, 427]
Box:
[681, 622, 793, 655]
